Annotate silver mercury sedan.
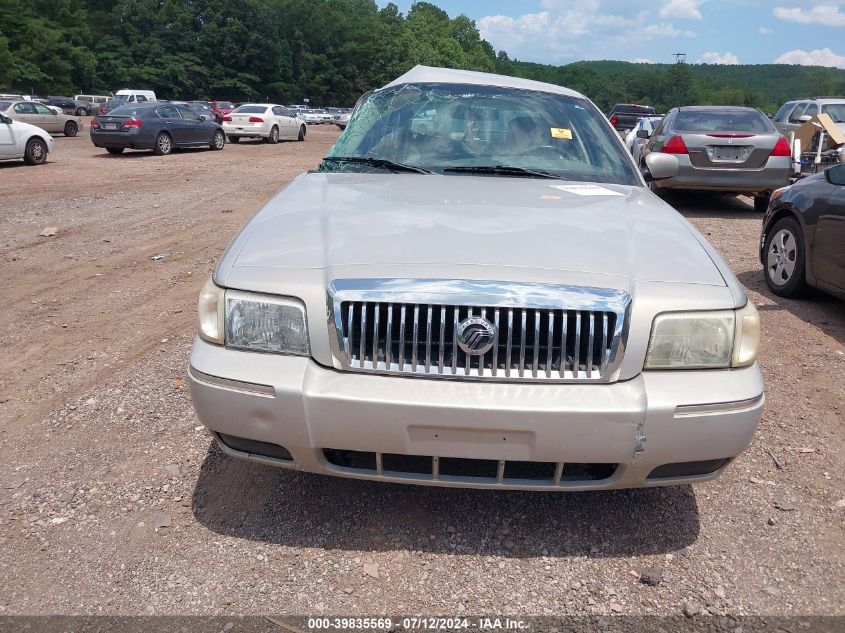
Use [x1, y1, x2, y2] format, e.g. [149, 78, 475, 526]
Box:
[639, 105, 791, 212]
[189, 66, 763, 491]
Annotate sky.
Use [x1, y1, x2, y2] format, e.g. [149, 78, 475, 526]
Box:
[379, 0, 845, 68]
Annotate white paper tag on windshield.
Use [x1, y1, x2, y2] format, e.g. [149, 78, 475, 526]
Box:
[550, 184, 624, 196]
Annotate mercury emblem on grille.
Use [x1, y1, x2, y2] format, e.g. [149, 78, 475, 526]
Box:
[457, 316, 497, 356]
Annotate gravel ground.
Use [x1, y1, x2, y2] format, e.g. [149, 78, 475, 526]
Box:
[0, 127, 843, 621]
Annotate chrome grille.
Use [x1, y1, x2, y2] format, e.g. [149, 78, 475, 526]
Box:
[328, 279, 631, 383]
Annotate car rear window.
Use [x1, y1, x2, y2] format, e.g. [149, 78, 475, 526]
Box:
[217, 102, 234, 109]
[108, 105, 149, 117]
[674, 110, 774, 133]
[233, 106, 266, 114]
[822, 104, 845, 123]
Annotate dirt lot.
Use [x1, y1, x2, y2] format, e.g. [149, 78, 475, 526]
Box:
[0, 123, 843, 620]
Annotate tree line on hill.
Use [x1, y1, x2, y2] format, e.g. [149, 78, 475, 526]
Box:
[2, 0, 844, 113]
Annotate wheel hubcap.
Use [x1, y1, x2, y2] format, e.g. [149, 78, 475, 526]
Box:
[215, 133, 223, 148]
[767, 229, 797, 286]
[31, 144, 43, 160]
[160, 136, 170, 152]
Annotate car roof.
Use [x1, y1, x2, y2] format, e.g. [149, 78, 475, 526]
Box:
[677, 105, 760, 112]
[382, 65, 584, 99]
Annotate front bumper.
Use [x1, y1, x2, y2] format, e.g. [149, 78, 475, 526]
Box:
[188, 337, 764, 491]
[655, 155, 791, 195]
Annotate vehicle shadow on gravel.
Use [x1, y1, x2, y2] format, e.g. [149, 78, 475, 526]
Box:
[736, 269, 845, 346]
[664, 191, 758, 219]
[191, 446, 700, 558]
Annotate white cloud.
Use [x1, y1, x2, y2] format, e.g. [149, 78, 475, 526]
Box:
[775, 48, 845, 68]
[642, 22, 697, 39]
[773, 5, 845, 27]
[633, 57, 653, 64]
[758, 26, 773, 35]
[700, 51, 740, 64]
[660, 0, 704, 20]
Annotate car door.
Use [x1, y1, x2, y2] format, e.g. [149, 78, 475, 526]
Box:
[176, 105, 212, 143]
[782, 102, 809, 136]
[33, 103, 63, 132]
[811, 166, 845, 291]
[0, 115, 16, 156]
[156, 104, 190, 145]
[275, 106, 297, 138]
[12, 102, 41, 128]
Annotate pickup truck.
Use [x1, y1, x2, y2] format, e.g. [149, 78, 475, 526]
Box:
[608, 103, 657, 133]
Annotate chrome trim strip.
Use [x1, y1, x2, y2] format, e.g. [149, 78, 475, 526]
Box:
[188, 367, 275, 397]
[674, 394, 764, 417]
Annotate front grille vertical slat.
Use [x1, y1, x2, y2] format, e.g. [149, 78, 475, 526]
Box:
[425, 305, 433, 373]
[359, 303, 368, 367]
[438, 306, 446, 373]
[337, 297, 624, 382]
[505, 309, 514, 378]
[412, 304, 419, 371]
[399, 305, 406, 369]
[372, 303, 380, 368]
[573, 311, 582, 377]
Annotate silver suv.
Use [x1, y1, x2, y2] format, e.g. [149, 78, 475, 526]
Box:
[772, 97, 845, 136]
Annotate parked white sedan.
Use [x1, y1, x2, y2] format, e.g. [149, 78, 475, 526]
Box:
[625, 115, 664, 165]
[0, 111, 54, 165]
[222, 104, 306, 143]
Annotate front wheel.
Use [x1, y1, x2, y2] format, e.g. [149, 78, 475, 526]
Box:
[763, 216, 806, 297]
[153, 132, 172, 156]
[210, 129, 225, 151]
[64, 121, 78, 137]
[266, 126, 279, 144]
[106, 147, 124, 155]
[24, 138, 47, 165]
[298, 125, 306, 141]
[754, 195, 770, 213]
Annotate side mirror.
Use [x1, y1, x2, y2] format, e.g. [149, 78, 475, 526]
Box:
[826, 163, 845, 186]
[636, 129, 650, 139]
[798, 115, 812, 123]
[643, 153, 679, 182]
[199, 114, 208, 121]
[0, 114, 9, 124]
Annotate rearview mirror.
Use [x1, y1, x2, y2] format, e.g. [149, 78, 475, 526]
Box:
[643, 153, 679, 182]
[636, 129, 650, 139]
[826, 163, 845, 186]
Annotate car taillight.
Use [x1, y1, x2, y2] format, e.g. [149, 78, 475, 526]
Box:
[248, 117, 264, 123]
[91, 118, 99, 128]
[222, 116, 232, 122]
[661, 135, 688, 154]
[123, 119, 142, 128]
[610, 114, 617, 127]
[770, 136, 792, 157]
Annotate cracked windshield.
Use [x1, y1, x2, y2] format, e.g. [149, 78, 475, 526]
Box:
[322, 82, 639, 185]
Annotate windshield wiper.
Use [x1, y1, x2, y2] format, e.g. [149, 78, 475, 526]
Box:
[322, 156, 432, 174]
[442, 165, 560, 179]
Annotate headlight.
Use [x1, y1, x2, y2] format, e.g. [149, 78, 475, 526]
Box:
[645, 302, 760, 370]
[198, 277, 225, 344]
[225, 290, 309, 355]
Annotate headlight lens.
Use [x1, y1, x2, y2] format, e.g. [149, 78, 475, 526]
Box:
[645, 311, 734, 369]
[225, 290, 309, 355]
[645, 304, 761, 370]
[198, 278, 225, 344]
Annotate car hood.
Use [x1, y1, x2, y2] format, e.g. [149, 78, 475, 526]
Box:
[219, 173, 727, 288]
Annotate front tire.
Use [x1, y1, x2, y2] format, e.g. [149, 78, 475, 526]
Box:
[106, 147, 124, 155]
[763, 216, 806, 297]
[153, 132, 172, 156]
[24, 138, 47, 165]
[76, 107, 88, 116]
[266, 126, 279, 144]
[754, 195, 770, 213]
[64, 121, 78, 137]
[298, 125, 306, 141]
[210, 129, 225, 151]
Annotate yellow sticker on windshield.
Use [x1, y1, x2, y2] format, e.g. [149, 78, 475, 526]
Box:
[551, 127, 572, 140]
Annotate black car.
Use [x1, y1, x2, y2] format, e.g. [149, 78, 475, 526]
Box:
[608, 103, 657, 132]
[760, 163, 845, 300]
[46, 96, 91, 116]
[90, 103, 226, 155]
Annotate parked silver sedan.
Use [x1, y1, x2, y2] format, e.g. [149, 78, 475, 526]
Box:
[0, 100, 82, 137]
[640, 106, 791, 212]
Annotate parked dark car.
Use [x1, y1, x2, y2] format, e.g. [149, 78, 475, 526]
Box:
[608, 103, 657, 132]
[760, 163, 845, 300]
[46, 96, 92, 116]
[90, 103, 226, 155]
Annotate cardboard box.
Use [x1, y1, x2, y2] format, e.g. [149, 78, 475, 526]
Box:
[794, 113, 845, 152]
